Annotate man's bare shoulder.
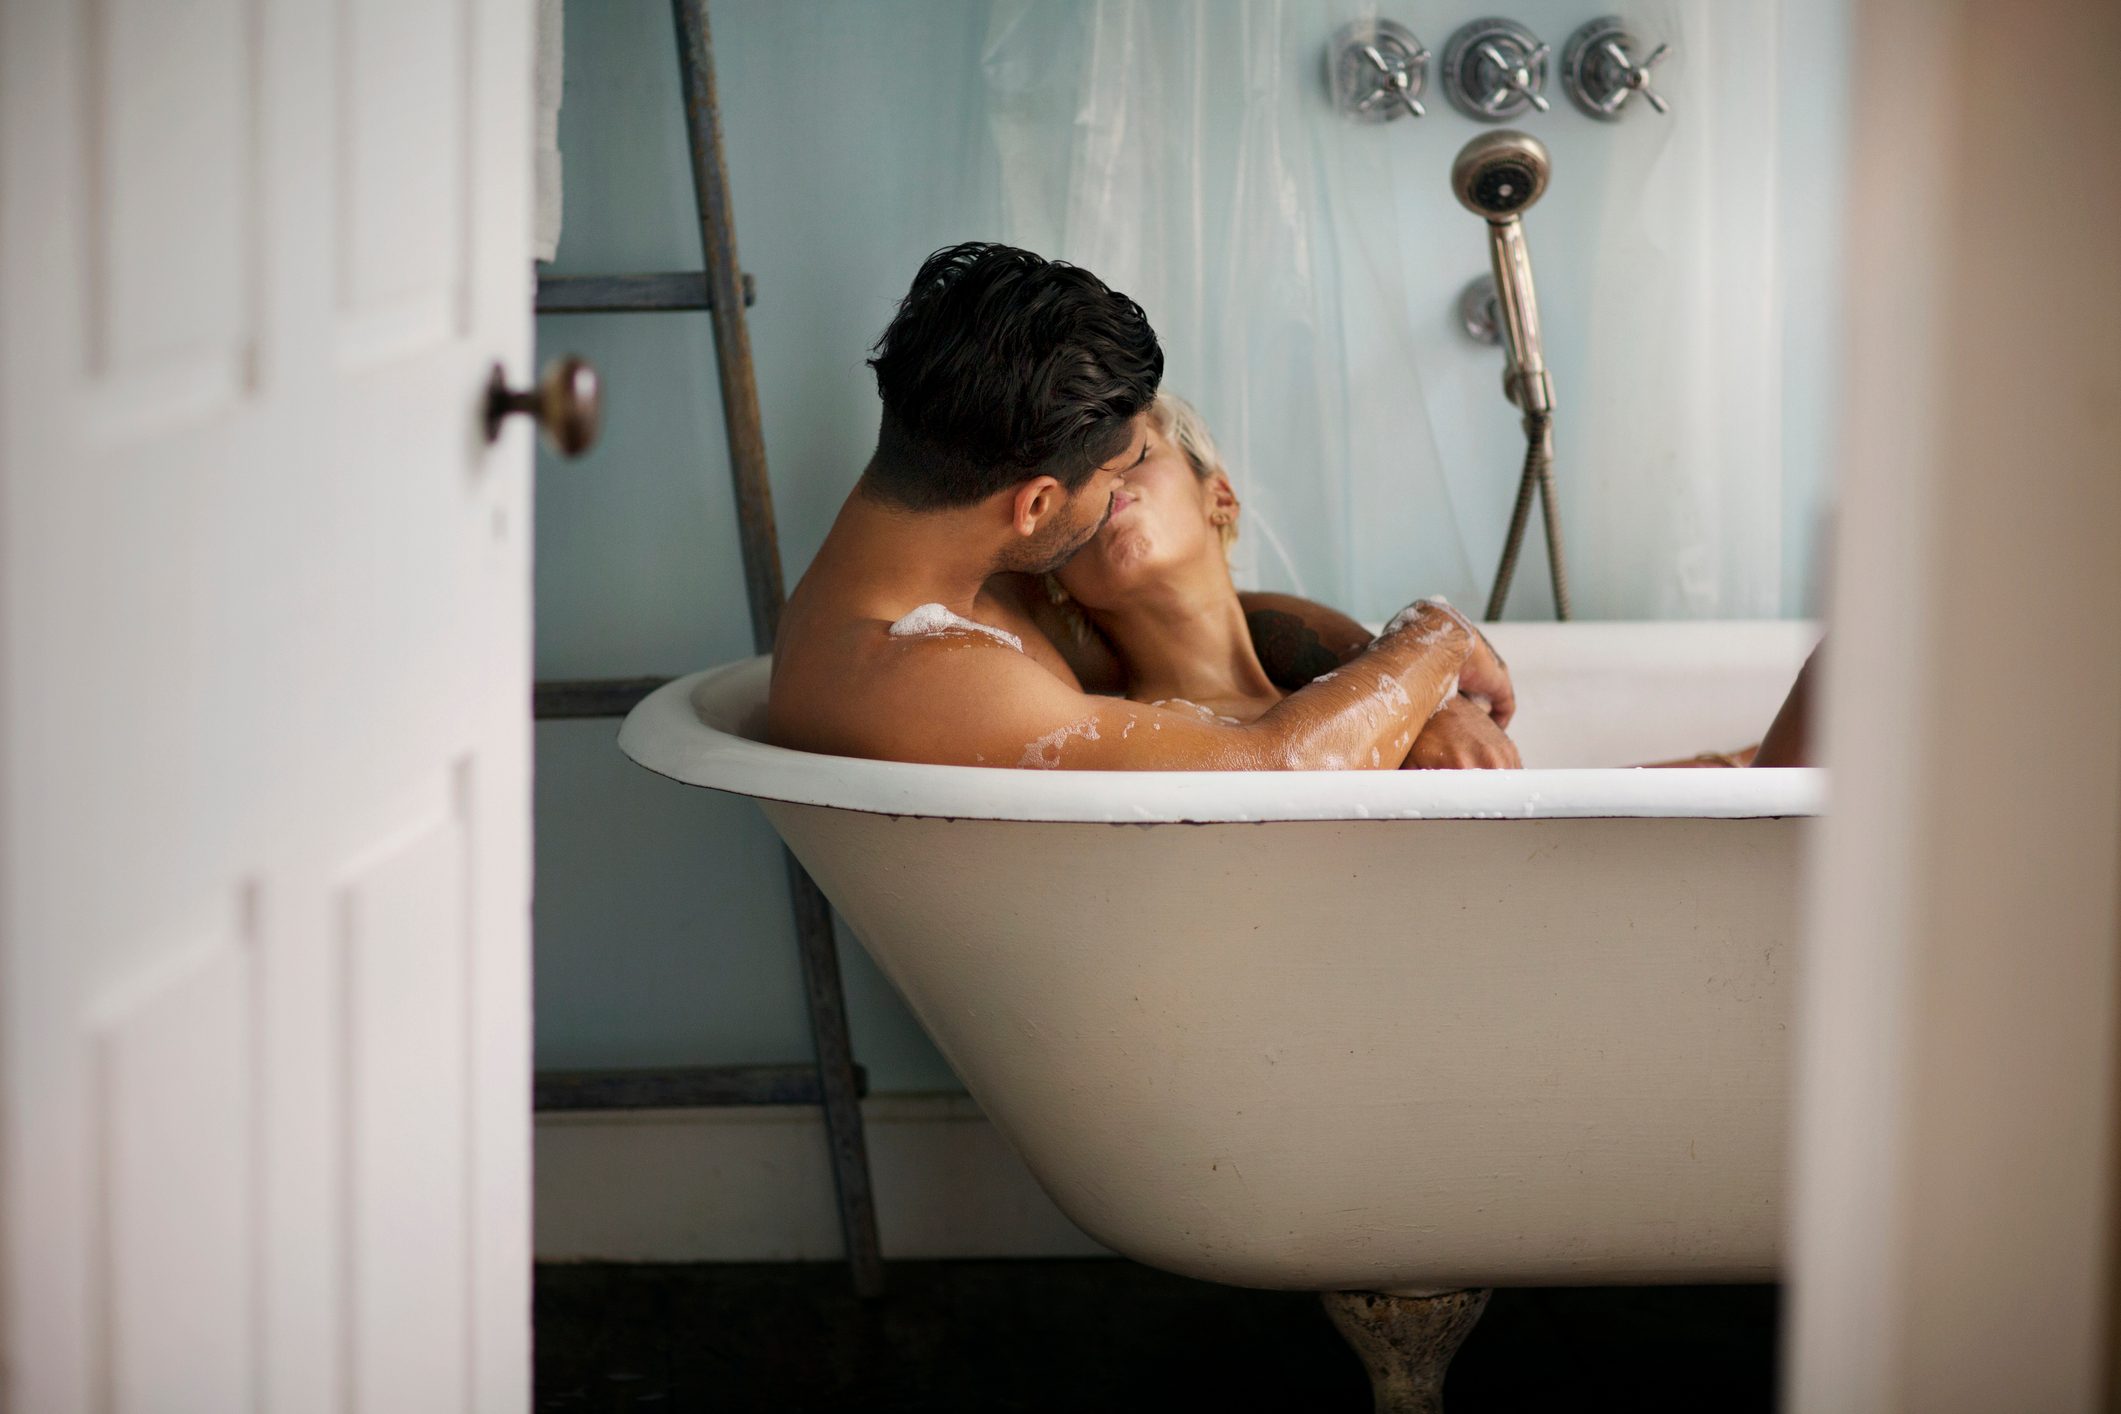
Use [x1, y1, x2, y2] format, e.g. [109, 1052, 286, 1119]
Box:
[768, 597, 1078, 764]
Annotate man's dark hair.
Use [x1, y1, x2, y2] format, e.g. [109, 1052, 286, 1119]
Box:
[863, 242, 1163, 509]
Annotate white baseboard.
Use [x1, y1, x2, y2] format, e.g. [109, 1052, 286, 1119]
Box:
[534, 1093, 1111, 1262]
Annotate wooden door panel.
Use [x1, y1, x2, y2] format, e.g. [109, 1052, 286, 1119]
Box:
[92, 903, 257, 1414]
[340, 782, 471, 1414]
[336, 0, 471, 366]
[86, 0, 259, 409]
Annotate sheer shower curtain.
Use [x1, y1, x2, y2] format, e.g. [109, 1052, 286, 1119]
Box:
[978, 0, 1841, 621]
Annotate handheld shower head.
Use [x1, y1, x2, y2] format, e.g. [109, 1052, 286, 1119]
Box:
[1451, 130, 1550, 221]
[1451, 131, 1552, 416]
[1451, 131, 1569, 621]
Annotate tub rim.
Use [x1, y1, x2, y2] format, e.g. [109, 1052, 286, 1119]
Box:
[615, 656, 1826, 825]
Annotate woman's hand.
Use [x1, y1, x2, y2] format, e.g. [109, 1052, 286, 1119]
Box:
[1404, 694, 1522, 770]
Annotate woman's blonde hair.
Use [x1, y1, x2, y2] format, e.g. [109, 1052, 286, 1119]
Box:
[1149, 392, 1237, 550]
[1043, 391, 1236, 639]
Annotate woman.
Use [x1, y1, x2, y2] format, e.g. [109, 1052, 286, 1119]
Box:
[1031, 392, 1813, 769]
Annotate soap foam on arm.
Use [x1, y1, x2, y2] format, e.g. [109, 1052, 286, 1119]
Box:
[1379, 596, 1472, 646]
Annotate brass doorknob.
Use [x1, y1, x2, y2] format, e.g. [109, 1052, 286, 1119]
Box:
[484, 356, 602, 456]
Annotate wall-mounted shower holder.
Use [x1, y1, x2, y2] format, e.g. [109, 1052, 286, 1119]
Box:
[1561, 17, 1669, 119]
[1440, 18, 1550, 122]
[1457, 275, 1503, 346]
[1327, 18, 1429, 121]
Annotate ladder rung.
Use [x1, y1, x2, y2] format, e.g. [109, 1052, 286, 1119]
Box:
[535, 271, 755, 314]
[534, 675, 671, 720]
[534, 1063, 869, 1112]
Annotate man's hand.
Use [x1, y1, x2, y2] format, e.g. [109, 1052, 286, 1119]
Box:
[1381, 598, 1515, 727]
[1404, 695, 1522, 770]
[1237, 591, 1518, 729]
[1456, 626, 1515, 727]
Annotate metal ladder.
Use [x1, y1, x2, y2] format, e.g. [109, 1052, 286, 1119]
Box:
[529, 0, 884, 1298]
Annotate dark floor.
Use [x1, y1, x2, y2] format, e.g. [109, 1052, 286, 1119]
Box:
[536, 1260, 1779, 1412]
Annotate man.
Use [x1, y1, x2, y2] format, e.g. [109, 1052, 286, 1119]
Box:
[769, 242, 1512, 770]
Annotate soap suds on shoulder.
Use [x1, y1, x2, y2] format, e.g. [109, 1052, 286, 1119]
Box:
[888, 602, 1024, 653]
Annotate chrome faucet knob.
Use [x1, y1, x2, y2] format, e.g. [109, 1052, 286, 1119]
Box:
[1479, 40, 1550, 114]
[1327, 19, 1430, 123]
[1623, 42, 1672, 113]
[1359, 42, 1428, 119]
[1563, 18, 1671, 120]
[1441, 20, 1551, 122]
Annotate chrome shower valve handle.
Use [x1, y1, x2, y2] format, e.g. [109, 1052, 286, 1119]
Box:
[1327, 19, 1430, 123]
[1478, 40, 1550, 114]
[1562, 18, 1671, 120]
[1441, 19, 1551, 122]
[1612, 41, 1671, 113]
[1358, 41, 1428, 119]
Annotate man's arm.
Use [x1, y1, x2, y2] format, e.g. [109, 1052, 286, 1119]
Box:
[851, 601, 1480, 770]
[1247, 591, 1521, 770]
[1240, 590, 1514, 726]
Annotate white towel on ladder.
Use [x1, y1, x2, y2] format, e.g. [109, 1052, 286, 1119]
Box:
[533, 0, 564, 263]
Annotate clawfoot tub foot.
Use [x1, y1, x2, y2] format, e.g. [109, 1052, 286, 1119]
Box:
[1319, 1287, 1491, 1414]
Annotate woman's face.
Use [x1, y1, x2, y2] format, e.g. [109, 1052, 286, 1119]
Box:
[1054, 418, 1230, 611]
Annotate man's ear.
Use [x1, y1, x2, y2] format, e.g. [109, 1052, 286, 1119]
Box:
[1009, 476, 1066, 538]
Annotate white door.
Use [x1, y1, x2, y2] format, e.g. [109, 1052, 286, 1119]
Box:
[0, 2, 534, 1411]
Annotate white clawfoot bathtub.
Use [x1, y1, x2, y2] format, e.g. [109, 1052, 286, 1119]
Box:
[619, 621, 1821, 1294]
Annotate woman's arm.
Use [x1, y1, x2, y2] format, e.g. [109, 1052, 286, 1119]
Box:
[1403, 694, 1522, 769]
[1239, 591, 1371, 688]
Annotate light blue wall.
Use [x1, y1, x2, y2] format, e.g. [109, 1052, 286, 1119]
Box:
[1775, 0, 1851, 618]
[533, 0, 1846, 1091]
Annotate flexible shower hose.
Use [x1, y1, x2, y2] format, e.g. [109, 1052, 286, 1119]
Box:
[1483, 409, 1571, 621]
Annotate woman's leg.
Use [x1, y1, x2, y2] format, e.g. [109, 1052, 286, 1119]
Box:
[1640, 640, 1821, 769]
[1751, 644, 1821, 767]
